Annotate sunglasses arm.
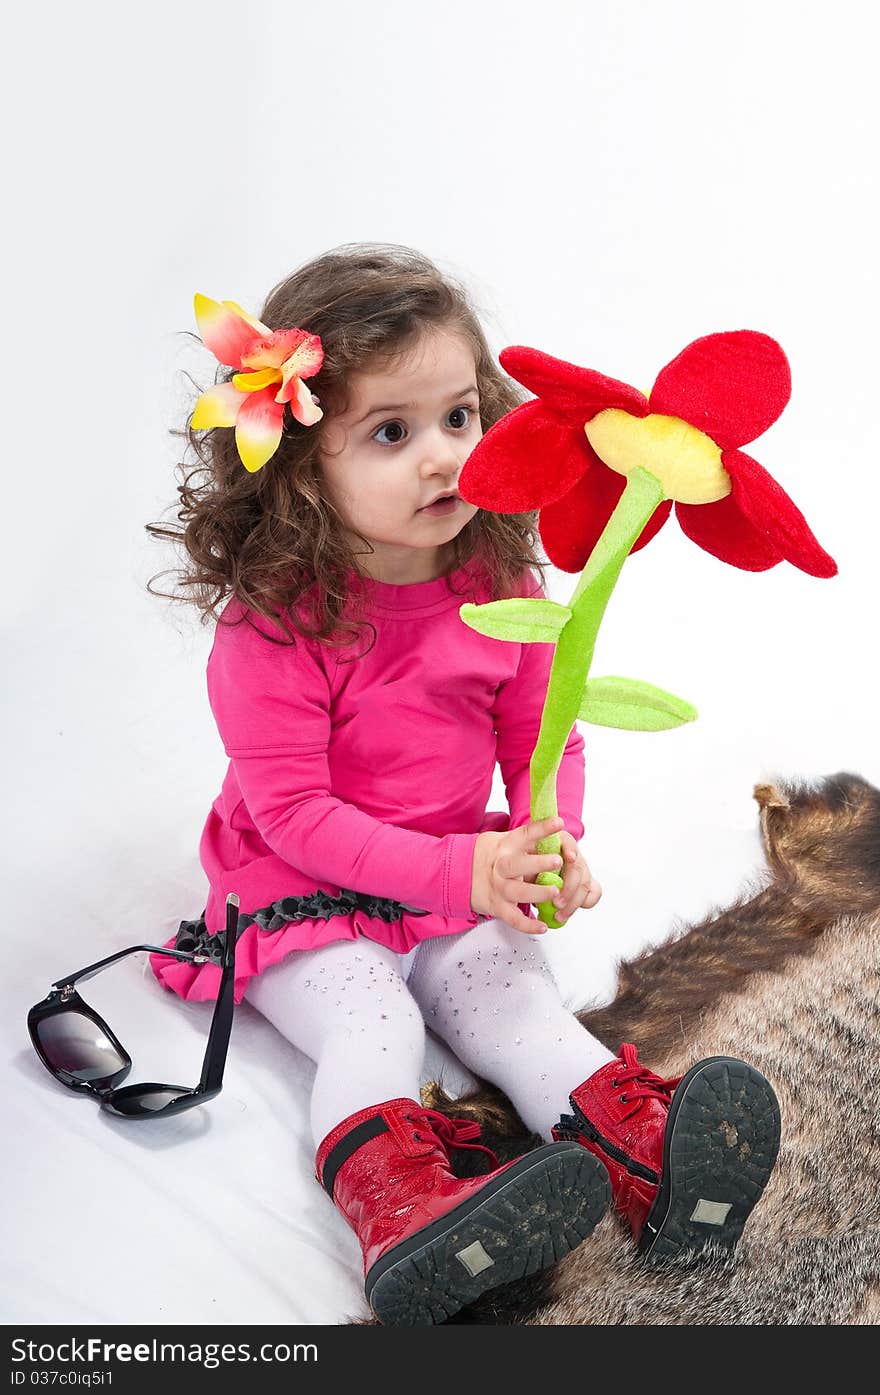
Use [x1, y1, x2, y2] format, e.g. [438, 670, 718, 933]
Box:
[51, 944, 209, 993]
[198, 972, 235, 1094]
[197, 895, 240, 1094]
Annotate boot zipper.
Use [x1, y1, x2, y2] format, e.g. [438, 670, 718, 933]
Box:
[563, 1105, 660, 1185]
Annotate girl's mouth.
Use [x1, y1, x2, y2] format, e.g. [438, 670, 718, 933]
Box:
[419, 496, 460, 516]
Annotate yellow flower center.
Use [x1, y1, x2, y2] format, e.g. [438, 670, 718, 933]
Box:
[584, 409, 731, 505]
[232, 367, 282, 393]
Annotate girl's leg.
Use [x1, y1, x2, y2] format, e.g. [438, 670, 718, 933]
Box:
[244, 937, 426, 1149]
[407, 918, 616, 1141]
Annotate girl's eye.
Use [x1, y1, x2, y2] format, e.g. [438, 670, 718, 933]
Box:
[373, 420, 406, 446]
[372, 404, 478, 446]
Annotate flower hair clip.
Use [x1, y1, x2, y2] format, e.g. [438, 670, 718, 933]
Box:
[190, 294, 324, 472]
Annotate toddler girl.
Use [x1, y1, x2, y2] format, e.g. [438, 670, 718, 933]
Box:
[147, 243, 780, 1326]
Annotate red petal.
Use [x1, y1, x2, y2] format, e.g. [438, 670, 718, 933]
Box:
[458, 400, 591, 512]
[721, 448, 837, 578]
[499, 346, 649, 424]
[675, 496, 783, 571]
[242, 327, 324, 376]
[194, 294, 263, 370]
[234, 389, 285, 473]
[540, 463, 671, 572]
[649, 331, 791, 449]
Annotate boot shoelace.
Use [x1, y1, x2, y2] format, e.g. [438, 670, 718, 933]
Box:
[613, 1042, 683, 1107]
[405, 1107, 501, 1170]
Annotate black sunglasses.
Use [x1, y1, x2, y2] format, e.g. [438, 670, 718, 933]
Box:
[27, 893, 240, 1119]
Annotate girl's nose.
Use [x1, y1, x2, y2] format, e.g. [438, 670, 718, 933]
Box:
[420, 426, 464, 470]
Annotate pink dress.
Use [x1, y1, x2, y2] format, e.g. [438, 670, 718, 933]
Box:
[149, 559, 585, 1003]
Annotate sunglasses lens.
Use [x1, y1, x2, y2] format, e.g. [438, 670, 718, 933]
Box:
[35, 1010, 127, 1082]
[105, 1087, 192, 1117]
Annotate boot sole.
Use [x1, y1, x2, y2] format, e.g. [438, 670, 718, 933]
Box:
[638, 1056, 781, 1264]
[364, 1142, 610, 1326]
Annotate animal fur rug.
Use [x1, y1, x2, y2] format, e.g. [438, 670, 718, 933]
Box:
[357, 772, 880, 1326]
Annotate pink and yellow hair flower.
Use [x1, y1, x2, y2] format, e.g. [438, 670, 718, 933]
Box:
[190, 294, 324, 472]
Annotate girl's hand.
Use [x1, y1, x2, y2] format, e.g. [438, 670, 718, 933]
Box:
[550, 829, 602, 922]
[471, 817, 568, 935]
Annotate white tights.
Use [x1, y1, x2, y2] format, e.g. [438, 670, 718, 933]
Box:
[243, 916, 615, 1151]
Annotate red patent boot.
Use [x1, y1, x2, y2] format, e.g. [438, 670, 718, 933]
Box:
[552, 1044, 780, 1263]
[315, 1095, 610, 1325]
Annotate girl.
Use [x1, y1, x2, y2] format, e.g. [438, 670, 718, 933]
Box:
[146, 242, 780, 1326]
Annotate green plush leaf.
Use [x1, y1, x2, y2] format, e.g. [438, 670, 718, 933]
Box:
[578, 675, 698, 731]
[458, 597, 572, 643]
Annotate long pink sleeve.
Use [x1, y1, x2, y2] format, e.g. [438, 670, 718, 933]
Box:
[491, 582, 586, 842]
[206, 615, 480, 918]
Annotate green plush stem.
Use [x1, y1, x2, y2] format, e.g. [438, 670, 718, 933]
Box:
[533, 467, 666, 926]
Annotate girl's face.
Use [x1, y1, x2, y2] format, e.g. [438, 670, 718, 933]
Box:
[317, 326, 482, 583]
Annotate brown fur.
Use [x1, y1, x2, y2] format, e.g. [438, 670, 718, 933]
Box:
[352, 771, 880, 1325]
[530, 902, 880, 1324]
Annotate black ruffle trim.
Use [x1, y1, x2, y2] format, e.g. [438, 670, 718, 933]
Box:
[174, 887, 430, 966]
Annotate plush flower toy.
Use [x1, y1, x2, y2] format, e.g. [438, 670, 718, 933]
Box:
[456, 331, 838, 928]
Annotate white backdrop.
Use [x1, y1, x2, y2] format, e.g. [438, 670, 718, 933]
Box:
[3, 0, 877, 1325]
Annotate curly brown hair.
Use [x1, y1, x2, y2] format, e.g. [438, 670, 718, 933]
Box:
[145, 241, 549, 657]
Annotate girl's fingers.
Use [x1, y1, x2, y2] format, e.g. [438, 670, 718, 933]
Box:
[505, 906, 548, 935]
[504, 878, 563, 905]
[555, 879, 603, 921]
[508, 852, 563, 883]
[503, 852, 564, 878]
[533, 853, 565, 874]
[513, 818, 565, 877]
[494, 820, 565, 931]
[522, 817, 564, 845]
